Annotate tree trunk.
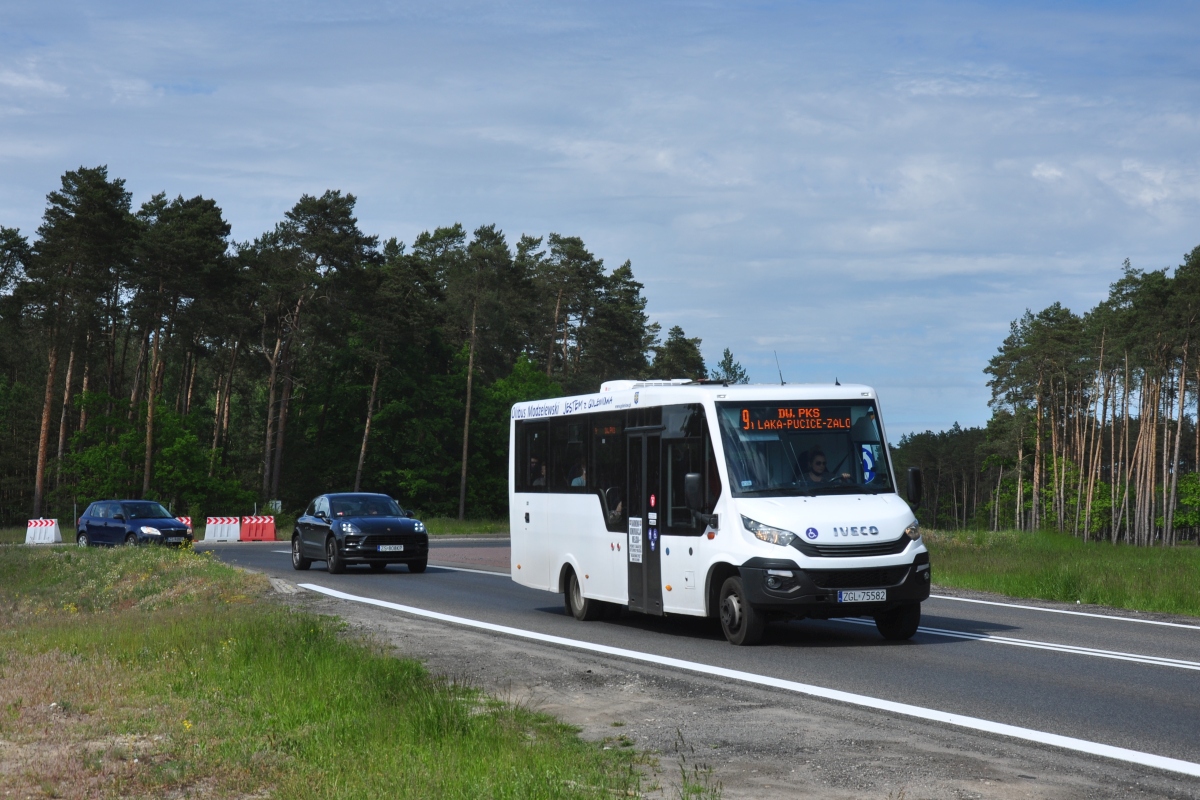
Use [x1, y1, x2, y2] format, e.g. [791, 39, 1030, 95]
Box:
[261, 333, 283, 498]
[1167, 347, 1187, 545]
[32, 341, 60, 517]
[547, 287, 562, 376]
[1033, 378, 1043, 530]
[54, 345, 76, 489]
[142, 327, 162, 497]
[269, 353, 293, 502]
[354, 359, 382, 492]
[127, 327, 149, 420]
[77, 332, 92, 435]
[458, 300, 478, 520]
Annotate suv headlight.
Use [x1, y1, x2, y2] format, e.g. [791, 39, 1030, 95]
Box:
[340, 522, 361, 535]
[139, 526, 161, 536]
[742, 516, 796, 547]
[904, 522, 921, 540]
[414, 522, 426, 533]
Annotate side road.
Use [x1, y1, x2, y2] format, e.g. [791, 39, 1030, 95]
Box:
[271, 578, 1199, 800]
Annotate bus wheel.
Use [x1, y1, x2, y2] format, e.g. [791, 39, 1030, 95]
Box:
[565, 569, 604, 621]
[719, 576, 766, 646]
[875, 603, 921, 641]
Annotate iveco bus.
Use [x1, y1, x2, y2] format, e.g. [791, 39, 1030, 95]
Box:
[508, 380, 929, 645]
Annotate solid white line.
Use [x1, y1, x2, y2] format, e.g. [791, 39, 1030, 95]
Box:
[272, 550, 291, 554]
[930, 594, 1200, 631]
[298, 582, 1200, 779]
[430, 564, 509, 576]
[832, 618, 1200, 671]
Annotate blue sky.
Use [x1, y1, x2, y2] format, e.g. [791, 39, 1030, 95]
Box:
[2, 1, 1198, 434]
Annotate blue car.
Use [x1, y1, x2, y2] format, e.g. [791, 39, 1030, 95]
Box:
[76, 500, 193, 547]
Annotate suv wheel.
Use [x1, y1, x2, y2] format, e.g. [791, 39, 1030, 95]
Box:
[292, 535, 312, 571]
[125, 533, 138, 546]
[76, 532, 89, 547]
[326, 537, 346, 574]
[719, 576, 766, 645]
[408, 559, 427, 573]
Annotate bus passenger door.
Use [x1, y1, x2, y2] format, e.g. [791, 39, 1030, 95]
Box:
[627, 433, 663, 616]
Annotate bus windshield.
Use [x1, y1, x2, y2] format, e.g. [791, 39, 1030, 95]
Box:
[715, 401, 893, 497]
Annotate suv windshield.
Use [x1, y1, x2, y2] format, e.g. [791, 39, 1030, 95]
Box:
[122, 501, 173, 520]
[330, 495, 403, 517]
[716, 401, 893, 497]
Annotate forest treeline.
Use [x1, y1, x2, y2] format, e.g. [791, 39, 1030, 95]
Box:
[0, 166, 749, 524]
[892, 248, 1200, 545]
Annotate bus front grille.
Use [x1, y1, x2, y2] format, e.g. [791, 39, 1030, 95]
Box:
[806, 567, 908, 589]
[792, 538, 911, 558]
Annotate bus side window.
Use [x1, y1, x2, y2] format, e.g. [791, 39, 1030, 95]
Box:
[664, 406, 721, 535]
[591, 413, 626, 531]
[549, 418, 588, 491]
[518, 421, 548, 492]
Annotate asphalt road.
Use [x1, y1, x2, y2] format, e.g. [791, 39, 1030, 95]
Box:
[202, 537, 1200, 774]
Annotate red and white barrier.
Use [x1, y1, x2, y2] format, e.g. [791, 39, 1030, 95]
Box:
[204, 516, 240, 542]
[176, 516, 192, 530]
[240, 515, 276, 541]
[25, 518, 62, 544]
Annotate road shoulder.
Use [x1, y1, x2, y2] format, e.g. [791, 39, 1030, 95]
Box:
[270, 579, 1199, 800]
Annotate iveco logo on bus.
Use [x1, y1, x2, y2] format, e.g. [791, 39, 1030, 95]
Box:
[832, 525, 881, 537]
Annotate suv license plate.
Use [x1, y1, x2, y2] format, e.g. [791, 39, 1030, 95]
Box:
[838, 589, 886, 603]
[166, 537, 184, 544]
[378, 544, 404, 552]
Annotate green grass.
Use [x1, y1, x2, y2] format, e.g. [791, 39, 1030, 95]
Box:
[0, 545, 640, 798]
[420, 516, 510, 535]
[924, 528, 1200, 617]
[0, 526, 26, 544]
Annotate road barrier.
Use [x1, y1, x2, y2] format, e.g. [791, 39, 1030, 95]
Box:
[240, 515, 276, 541]
[176, 516, 192, 530]
[25, 519, 62, 544]
[204, 517, 240, 542]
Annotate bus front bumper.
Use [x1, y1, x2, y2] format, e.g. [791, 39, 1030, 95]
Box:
[739, 552, 930, 619]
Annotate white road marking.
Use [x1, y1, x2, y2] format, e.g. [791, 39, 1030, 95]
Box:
[272, 550, 291, 554]
[431, 564, 508, 576]
[930, 594, 1200, 631]
[298, 582, 1200, 778]
[832, 618, 1200, 671]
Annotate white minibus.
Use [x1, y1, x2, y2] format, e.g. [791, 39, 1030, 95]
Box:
[509, 380, 929, 645]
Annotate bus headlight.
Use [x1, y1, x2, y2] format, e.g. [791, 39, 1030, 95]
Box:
[741, 516, 796, 547]
[904, 522, 921, 540]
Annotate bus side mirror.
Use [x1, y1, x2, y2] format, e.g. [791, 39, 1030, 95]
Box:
[907, 467, 923, 508]
[684, 473, 703, 511]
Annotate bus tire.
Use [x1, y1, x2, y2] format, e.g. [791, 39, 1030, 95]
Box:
[719, 576, 766, 646]
[875, 603, 921, 641]
[565, 569, 603, 621]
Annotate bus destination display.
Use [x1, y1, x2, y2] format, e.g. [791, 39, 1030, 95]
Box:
[740, 406, 851, 431]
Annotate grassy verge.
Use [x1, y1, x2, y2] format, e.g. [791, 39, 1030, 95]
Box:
[0, 526, 25, 544]
[0, 545, 641, 798]
[421, 517, 509, 535]
[924, 528, 1200, 617]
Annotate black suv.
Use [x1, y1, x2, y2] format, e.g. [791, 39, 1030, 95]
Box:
[77, 500, 193, 547]
[293, 492, 429, 573]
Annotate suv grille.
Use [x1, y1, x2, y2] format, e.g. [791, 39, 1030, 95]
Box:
[792, 538, 910, 558]
[806, 566, 909, 589]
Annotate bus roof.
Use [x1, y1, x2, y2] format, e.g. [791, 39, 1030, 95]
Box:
[510, 381, 878, 421]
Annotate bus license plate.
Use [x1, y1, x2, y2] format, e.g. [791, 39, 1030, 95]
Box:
[378, 544, 404, 552]
[837, 589, 886, 603]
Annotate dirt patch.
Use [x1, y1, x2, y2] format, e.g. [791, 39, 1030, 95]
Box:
[275, 582, 1200, 800]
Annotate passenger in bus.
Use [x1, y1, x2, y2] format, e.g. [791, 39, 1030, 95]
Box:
[604, 487, 623, 525]
[571, 464, 587, 487]
[530, 457, 546, 486]
[805, 447, 852, 483]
